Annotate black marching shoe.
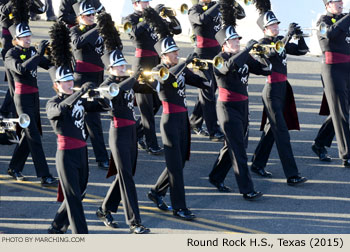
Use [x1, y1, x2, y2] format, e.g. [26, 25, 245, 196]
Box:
[209, 131, 225, 142]
[97, 161, 109, 170]
[47, 225, 65, 234]
[250, 164, 272, 177]
[173, 209, 196, 221]
[287, 176, 307, 186]
[147, 146, 163, 155]
[311, 143, 331, 162]
[192, 127, 209, 137]
[137, 137, 147, 150]
[147, 190, 171, 211]
[209, 178, 232, 192]
[243, 191, 263, 201]
[41, 176, 58, 187]
[7, 168, 25, 181]
[129, 223, 150, 234]
[96, 207, 118, 228]
[343, 159, 350, 168]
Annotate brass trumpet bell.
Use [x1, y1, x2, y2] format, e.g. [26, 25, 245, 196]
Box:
[0, 113, 31, 133]
[160, 7, 177, 18]
[142, 67, 170, 81]
[252, 40, 285, 55]
[116, 22, 132, 33]
[179, 4, 188, 15]
[187, 56, 224, 70]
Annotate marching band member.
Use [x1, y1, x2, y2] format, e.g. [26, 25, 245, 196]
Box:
[250, 0, 308, 185]
[209, 0, 271, 199]
[312, 0, 350, 167]
[188, 0, 228, 141]
[0, 0, 47, 118]
[46, 22, 110, 234]
[95, 13, 153, 234]
[5, 2, 57, 186]
[146, 16, 211, 220]
[58, 0, 104, 27]
[70, 0, 109, 169]
[123, 1, 181, 155]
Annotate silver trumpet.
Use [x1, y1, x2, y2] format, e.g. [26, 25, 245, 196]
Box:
[0, 113, 31, 133]
[281, 22, 327, 39]
[72, 83, 120, 100]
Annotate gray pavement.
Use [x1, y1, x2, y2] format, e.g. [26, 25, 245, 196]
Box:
[1, 20, 350, 234]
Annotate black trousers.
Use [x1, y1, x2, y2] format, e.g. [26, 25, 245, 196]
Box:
[252, 82, 299, 178]
[133, 56, 161, 148]
[152, 112, 189, 210]
[74, 71, 109, 162]
[9, 93, 50, 177]
[0, 33, 16, 117]
[314, 115, 335, 148]
[51, 147, 89, 234]
[212, 100, 255, 194]
[189, 66, 220, 135]
[101, 123, 141, 225]
[321, 63, 350, 159]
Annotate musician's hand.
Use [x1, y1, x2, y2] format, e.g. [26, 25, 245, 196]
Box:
[37, 40, 49, 56]
[287, 22, 298, 37]
[154, 4, 165, 14]
[80, 81, 96, 94]
[185, 52, 198, 65]
[245, 39, 259, 50]
[133, 67, 143, 79]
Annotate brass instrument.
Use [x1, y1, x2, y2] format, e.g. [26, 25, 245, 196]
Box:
[0, 113, 31, 133]
[179, 4, 189, 15]
[128, 67, 170, 82]
[281, 22, 327, 39]
[115, 22, 132, 33]
[251, 40, 285, 55]
[72, 83, 120, 100]
[235, 0, 253, 7]
[160, 7, 177, 18]
[184, 56, 224, 70]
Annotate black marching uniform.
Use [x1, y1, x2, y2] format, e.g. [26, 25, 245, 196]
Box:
[210, 48, 271, 194]
[123, 6, 181, 150]
[251, 33, 308, 179]
[0, 0, 46, 117]
[99, 75, 155, 229]
[47, 86, 110, 234]
[70, 3, 109, 165]
[313, 10, 350, 164]
[5, 41, 54, 179]
[150, 59, 209, 213]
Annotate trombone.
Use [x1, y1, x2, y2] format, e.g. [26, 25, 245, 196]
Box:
[184, 56, 224, 70]
[115, 22, 132, 33]
[0, 113, 31, 133]
[127, 67, 170, 82]
[251, 40, 285, 55]
[72, 83, 120, 100]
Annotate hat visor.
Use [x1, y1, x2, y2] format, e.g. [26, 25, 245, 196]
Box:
[162, 45, 179, 55]
[265, 20, 280, 28]
[56, 74, 74, 82]
[111, 59, 128, 67]
[17, 31, 32, 38]
[81, 9, 96, 16]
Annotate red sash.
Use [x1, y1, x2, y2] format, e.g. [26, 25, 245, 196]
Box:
[2, 27, 11, 35]
[135, 48, 158, 58]
[196, 35, 220, 48]
[57, 134, 87, 150]
[218, 87, 248, 102]
[267, 72, 287, 84]
[14, 82, 38, 94]
[75, 60, 104, 72]
[113, 117, 136, 128]
[325, 51, 350, 64]
[162, 101, 187, 114]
